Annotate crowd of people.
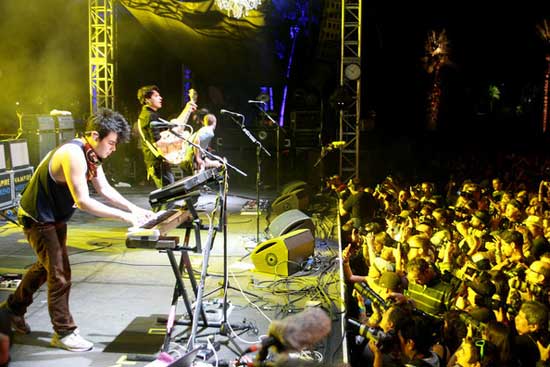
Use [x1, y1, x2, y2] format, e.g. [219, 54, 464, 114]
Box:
[333, 157, 550, 367]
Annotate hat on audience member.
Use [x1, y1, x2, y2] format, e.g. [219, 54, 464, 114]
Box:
[524, 215, 543, 228]
[469, 307, 496, 323]
[471, 252, 491, 271]
[377, 271, 402, 291]
[473, 210, 491, 226]
[466, 273, 496, 297]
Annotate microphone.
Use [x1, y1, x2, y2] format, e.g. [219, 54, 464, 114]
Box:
[150, 121, 178, 128]
[248, 100, 267, 105]
[220, 109, 244, 117]
[243, 307, 331, 359]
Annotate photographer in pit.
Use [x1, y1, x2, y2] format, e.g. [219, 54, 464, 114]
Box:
[508, 260, 550, 309]
[371, 314, 443, 367]
[454, 270, 497, 326]
[518, 215, 550, 261]
[347, 270, 408, 366]
[353, 305, 411, 367]
[491, 229, 526, 274]
[455, 210, 493, 257]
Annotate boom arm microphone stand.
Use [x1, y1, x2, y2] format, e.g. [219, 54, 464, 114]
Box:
[225, 113, 271, 242]
[250, 103, 285, 192]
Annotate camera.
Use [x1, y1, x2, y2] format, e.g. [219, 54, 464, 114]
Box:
[354, 281, 389, 310]
[462, 264, 479, 282]
[458, 312, 485, 337]
[347, 319, 396, 352]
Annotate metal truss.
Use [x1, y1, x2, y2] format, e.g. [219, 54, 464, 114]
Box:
[89, 0, 115, 112]
[338, 0, 361, 180]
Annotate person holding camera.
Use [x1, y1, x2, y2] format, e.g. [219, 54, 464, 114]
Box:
[361, 305, 410, 367]
[371, 314, 442, 367]
[519, 215, 550, 261]
[454, 271, 498, 325]
[491, 229, 526, 273]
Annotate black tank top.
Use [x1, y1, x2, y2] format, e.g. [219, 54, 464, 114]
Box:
[19, 139, 87, 223]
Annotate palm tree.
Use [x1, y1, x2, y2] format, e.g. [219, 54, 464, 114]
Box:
[422, 29, 451, 131]
[537, 20, 550, 133]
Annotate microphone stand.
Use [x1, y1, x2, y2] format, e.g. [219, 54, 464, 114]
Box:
[162, 128, 253, 351]
[227, 114, 271, 242]
[251, 105, 285, 192]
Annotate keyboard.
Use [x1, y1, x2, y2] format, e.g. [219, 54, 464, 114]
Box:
[149, 168, 220, 206]
[126, 209, 193, 249]
[140, 209, 181, 229]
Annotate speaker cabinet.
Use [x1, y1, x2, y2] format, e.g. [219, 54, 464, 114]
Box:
[24, 132, 56, 167]
[251, 229, 314, 276]
[268, 209, 315, 238]
[270, 188, 309, 217]
[12, 166, 34, 196]
[0, 171, 15, 210]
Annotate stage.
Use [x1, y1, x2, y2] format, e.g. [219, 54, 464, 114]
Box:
[0, 183, 346, 367]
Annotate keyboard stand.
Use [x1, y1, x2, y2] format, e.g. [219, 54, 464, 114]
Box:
[158, 197, 208, 353]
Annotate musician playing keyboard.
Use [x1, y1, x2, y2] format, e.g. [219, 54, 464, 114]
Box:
[180, 113, 222, 177]
[9, 109, 155, 352]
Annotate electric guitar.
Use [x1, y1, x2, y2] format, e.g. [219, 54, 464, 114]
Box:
[155, 89, 198, 164]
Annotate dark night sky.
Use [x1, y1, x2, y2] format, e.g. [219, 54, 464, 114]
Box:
[0, 0, 548, 140]
[357, 2, 550, 135]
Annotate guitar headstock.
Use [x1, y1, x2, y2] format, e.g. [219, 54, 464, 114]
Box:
[188, 88, 198, 103]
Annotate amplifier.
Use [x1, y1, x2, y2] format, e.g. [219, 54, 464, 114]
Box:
[12, 166, 34, 196]
[0, 171, 15, 210]
[22, 115, 55, 131]
[56, 115, 75, 130]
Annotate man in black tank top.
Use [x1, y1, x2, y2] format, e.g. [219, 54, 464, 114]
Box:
[0, 109, 154, 352]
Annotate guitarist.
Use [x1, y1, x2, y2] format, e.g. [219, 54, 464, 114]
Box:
[136, 85, 196, 188]
[181, 113, 222, 177]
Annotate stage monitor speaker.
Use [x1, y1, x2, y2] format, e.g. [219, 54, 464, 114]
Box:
[251, 228, 314, 276]
[270, 188, 309, 217]
[280, 180, 308, 196]
[268, 209, 315, 238]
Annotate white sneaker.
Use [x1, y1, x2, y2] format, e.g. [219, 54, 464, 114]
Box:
[51, 329, 93, 352]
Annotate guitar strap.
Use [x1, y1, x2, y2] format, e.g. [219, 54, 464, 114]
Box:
[137, 117, 161, 158]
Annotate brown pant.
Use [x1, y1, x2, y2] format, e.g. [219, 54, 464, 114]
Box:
[8, 221, 76, 334]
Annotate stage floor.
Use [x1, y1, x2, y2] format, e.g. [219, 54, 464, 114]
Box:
[0, 184, 346, 367]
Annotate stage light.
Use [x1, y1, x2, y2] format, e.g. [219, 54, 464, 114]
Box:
[215, 0, 262, 18]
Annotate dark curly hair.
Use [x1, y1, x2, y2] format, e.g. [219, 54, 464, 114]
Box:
[85, 108, 131, 143]
[137, 85, 160, 105]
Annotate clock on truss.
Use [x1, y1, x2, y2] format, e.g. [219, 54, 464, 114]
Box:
[344, 63, 361, 81]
